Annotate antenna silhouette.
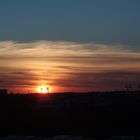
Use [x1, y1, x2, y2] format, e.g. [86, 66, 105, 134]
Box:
[137, 84, 140, 91]
[124, 84, 132, 91]
[47, 87, 49, 94]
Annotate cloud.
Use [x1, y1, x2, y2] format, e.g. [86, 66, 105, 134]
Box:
[0, 40, 139, 58]
[51, 71, 140, 91]
[0, 40, 140, 92]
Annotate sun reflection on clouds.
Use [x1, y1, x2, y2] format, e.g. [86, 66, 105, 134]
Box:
[0, 40, 140, 93]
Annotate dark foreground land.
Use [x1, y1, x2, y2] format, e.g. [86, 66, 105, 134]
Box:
[0, 91, 140, 138]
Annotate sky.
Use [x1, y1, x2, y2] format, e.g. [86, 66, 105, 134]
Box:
[0, 0, 140, 93]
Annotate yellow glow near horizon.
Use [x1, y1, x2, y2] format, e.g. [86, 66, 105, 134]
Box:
[37, 85, 49, 94]
[0, 41, 140, 93]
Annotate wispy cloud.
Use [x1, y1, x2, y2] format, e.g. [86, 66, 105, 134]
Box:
[0, 40, 140, 93]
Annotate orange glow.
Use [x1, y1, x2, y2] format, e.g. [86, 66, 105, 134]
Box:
[37, 85, 49, 94]
[36, 80, 51, 94]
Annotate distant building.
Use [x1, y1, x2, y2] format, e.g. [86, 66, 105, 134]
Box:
[0, 89, 8, 95]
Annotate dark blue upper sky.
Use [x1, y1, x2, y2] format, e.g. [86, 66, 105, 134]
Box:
[0, 0, 140, 45]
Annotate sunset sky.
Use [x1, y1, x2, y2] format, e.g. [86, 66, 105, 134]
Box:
[0, 0, 140, 93]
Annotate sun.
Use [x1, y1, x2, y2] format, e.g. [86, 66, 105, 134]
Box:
[37, 86, 49, 94]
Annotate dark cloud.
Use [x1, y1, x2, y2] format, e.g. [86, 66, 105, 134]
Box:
[53, 71, 140, 91]
[0, 40, 140, 92]
[0, 68, 38, 89]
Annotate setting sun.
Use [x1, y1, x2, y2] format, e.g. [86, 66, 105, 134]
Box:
[37, 86, 49, 94]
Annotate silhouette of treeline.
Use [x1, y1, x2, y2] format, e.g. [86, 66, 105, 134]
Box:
[0, 91, 140, 138]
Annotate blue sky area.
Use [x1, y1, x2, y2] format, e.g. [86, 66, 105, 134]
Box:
[0, 0, 140, 92]
[0, 0, 140, 46]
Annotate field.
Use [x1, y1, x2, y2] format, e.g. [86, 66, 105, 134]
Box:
[0, 91, 140, 138]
